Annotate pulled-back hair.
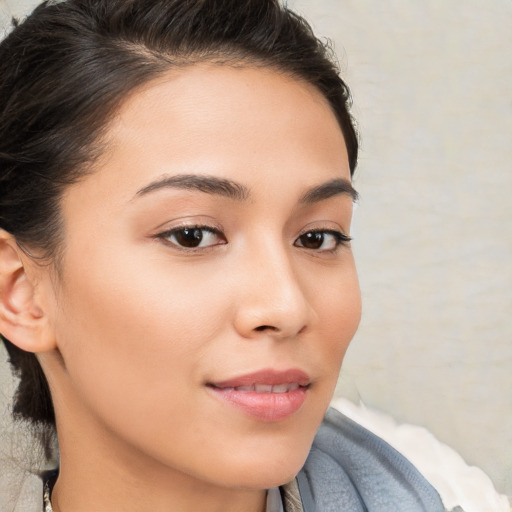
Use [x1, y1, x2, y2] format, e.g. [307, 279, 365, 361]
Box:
[0, 0, 358, 431]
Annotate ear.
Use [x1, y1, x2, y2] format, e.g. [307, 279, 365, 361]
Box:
[0, 230, 56, 353]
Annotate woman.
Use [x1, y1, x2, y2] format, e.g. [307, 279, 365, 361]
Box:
[0, 1, 452, 511]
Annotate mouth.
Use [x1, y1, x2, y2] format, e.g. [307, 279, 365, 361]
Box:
[212, 383, 303, 393]
[206, 369, 311, 422]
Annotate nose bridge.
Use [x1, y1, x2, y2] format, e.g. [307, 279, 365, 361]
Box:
[234, 234, 313, 337]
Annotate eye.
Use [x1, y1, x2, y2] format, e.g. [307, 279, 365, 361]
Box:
[294, 230, 351, 252]
[158, 226, 226, 249]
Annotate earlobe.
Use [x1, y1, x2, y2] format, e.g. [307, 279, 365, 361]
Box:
[0, 230, 56, 353]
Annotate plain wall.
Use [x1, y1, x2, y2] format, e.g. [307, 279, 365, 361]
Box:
[1, 0, 511, 497]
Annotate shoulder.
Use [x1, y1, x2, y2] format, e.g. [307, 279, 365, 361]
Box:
[296, 406, 449, 512]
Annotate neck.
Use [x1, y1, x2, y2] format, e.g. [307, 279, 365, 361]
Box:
[51, 473, 266, 512]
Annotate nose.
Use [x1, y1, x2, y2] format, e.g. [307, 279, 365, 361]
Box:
[232, 244, 315, 340]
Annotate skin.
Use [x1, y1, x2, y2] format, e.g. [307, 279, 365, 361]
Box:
[1, 65, 361, 512]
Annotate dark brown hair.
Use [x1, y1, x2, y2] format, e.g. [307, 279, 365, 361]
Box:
[0, 0, 358, 431]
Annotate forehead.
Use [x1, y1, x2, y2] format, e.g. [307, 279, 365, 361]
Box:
[64, 64, 350, 214]
[104, 64, 348, 174]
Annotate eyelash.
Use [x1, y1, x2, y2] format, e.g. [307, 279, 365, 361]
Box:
[156, 225, 352, 253]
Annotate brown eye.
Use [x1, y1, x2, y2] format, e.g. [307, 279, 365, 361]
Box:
[159, 226, 226, 249]
[294, 230, 352, 252]
[174, 228, 204, 248]
[298, 232, 325, 249]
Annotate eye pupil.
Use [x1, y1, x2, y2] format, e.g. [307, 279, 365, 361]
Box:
[300, 232, 324, 249]
[175, 228, 203, 247]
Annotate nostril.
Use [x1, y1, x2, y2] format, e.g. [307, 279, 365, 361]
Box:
[254, 325, 278, 332]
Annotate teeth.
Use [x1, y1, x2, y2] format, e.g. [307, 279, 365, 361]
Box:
[255, 384, 273, 393]
[231, 383, 301, 393]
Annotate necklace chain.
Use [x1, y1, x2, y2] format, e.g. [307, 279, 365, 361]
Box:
[43, 479, 54, 512]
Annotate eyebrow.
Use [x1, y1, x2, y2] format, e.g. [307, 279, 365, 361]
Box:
[135, 174, 249, 201]
[135, 174, 358, 203]
[299, 178, 359, 204]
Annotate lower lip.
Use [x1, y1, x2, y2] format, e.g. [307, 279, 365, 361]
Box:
[207, 386, 308, 422]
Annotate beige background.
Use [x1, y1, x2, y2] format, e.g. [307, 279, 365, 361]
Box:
[1, 0, 511, 497]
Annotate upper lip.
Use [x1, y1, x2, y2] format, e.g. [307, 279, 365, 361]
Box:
[209, 368, 311, 388]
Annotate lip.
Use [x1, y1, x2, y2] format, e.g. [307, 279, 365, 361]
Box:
[207, 368, 311, 422]
[211, 368, 311, 388]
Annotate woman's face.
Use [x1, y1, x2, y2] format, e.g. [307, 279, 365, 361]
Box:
[42, 65, 361, 489]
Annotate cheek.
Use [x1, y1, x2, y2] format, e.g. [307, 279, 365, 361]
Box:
[51, 252, 243, 477]
[308, 261, 361, 372]
[53, 248, 232, 418]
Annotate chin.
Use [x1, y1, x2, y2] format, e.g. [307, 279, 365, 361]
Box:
[207, 406, 328, 489]
[211, 443, 312, 490]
